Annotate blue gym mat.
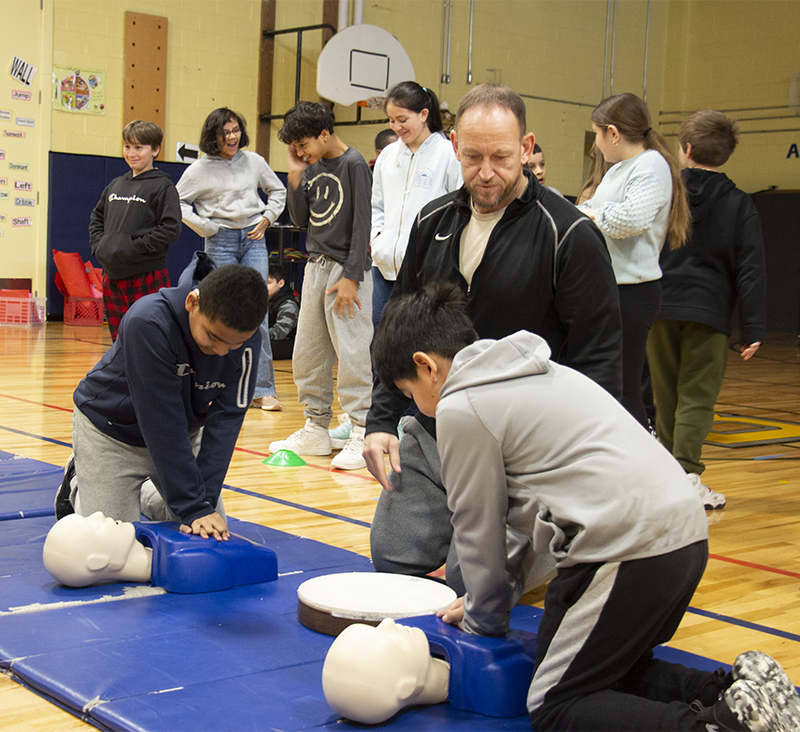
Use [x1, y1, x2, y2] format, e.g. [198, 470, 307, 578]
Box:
[0, 450, 724, 732]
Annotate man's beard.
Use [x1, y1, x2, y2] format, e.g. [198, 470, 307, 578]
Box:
[466, 169, 522, 212]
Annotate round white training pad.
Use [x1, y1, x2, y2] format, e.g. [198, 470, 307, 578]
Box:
[298, 572, 456, 620]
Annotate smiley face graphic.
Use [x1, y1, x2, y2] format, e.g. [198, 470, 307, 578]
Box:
[306, 172, 344, 227]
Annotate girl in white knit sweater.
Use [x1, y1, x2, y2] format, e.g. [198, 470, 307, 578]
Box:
[580, 93, 689, 428]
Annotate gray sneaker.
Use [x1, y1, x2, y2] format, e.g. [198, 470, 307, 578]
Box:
[733, 651, 800, 730]
[688, 472, 726, 509]
[695, 679, 786, 731]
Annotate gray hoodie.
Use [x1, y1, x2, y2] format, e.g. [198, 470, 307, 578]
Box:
[177, 150, 286, 238]
[437, 331, 708, 636]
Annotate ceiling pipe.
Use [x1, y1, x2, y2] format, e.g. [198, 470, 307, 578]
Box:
[466, 0, 474, 84]
[642, 0, 651, 103]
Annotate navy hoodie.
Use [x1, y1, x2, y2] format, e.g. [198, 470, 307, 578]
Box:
[73, 252, 259, 523]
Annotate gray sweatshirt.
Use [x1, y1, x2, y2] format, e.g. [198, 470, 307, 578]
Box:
[437, 331, 709, 637]
[286, 146, 371, 282]
[176, 150, 286, 238]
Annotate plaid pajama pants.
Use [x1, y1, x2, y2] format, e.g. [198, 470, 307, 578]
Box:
[103, 268, 170, 340]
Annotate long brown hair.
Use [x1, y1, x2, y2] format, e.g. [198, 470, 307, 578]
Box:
[577, 141, 611, 206]
[591, 93, 690, 249]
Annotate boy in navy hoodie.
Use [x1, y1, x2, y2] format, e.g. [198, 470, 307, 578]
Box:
[89, 120, 182, 340]
[56, 253, 269, 541]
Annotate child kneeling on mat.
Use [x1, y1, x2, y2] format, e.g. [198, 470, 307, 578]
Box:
[371, 281, 798, 732]
[56, 253, 269, 542]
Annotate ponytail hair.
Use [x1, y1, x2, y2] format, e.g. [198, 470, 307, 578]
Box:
[385, 81, 443, 134]
[591, 93, 690, 249]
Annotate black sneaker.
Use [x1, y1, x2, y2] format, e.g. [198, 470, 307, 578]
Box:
[55, 453, 76, 520]
[695, 679, 786, 731]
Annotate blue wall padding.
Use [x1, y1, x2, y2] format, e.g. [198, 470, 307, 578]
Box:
[47, 153, 300, 317]
[0, 455, 726, 732]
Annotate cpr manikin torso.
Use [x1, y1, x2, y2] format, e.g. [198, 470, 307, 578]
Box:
[43, 512, 278, 593]
[322, 618, 450, 724]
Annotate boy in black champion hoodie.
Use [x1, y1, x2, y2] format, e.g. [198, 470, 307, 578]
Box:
[89, 120, 182, 340]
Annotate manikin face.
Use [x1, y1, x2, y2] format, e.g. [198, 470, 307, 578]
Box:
[185, 290, 255, 356]
[452, 105, 534, 214]
[216, 117, 242, 160]
[386, 101, 430, 152]
[43, 512, 139, 586]
[322, 618, 442, 724]
[123, 137, 158, 177]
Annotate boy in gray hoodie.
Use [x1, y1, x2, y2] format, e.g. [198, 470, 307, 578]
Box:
[371, 281, 797, 732]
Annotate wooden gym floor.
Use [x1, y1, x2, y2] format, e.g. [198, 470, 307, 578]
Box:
[1, 322, 799, 731]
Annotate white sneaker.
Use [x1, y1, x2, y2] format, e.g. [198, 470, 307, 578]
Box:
[268, 419, 331, 456]
[330, 424, 366, 470]
[687, 472, 726, 510]
[329, 414, 352, 449]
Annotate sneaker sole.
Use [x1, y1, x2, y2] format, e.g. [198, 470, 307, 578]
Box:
[734, 652, 800, 729]
[704, 499, 727, 510]
[330, 457, 367, 470]
[55, 453, 76, 520]
[330, 437, 349, 449]
[268, 442, 331, 457]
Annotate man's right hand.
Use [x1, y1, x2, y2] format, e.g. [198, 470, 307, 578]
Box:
[363, 431, 401, 492]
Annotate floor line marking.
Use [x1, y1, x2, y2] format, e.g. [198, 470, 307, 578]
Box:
[708, 553, 800, 579]
[686, 606, 800, 643]
[222, 483, 372, 529]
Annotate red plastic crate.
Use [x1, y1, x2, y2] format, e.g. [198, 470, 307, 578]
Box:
[0, 296, 45, 326]
[64, 296, 104, 327]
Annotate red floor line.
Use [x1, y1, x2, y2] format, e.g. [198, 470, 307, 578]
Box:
[235, 445, 380, 483]
[0, 392, 74, 412]
[708, 553, 800, 579]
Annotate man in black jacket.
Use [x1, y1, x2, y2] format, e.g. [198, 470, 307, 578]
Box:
[364, 84, 622, 593]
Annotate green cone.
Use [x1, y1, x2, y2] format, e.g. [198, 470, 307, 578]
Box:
[263, 449, 307, 467]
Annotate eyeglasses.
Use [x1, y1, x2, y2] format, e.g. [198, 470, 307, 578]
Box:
[220, 128, 241, 138]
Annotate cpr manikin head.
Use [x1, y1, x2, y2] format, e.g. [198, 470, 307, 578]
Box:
[43, 512, 152, 587]
[322, 617, 450, 724]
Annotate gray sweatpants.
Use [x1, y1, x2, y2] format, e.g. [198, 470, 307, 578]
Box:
[71, 409, 225, 523]
[293, 257, 373, 428]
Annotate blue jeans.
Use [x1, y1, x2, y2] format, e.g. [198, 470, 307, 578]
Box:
[371, 266, 395, 332]
[205, 224, 276, 399]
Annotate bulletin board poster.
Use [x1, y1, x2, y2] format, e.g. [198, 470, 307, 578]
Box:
[51, 66, 106, 114]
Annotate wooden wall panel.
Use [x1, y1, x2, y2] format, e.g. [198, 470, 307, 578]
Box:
[123, 11, 168, 159]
